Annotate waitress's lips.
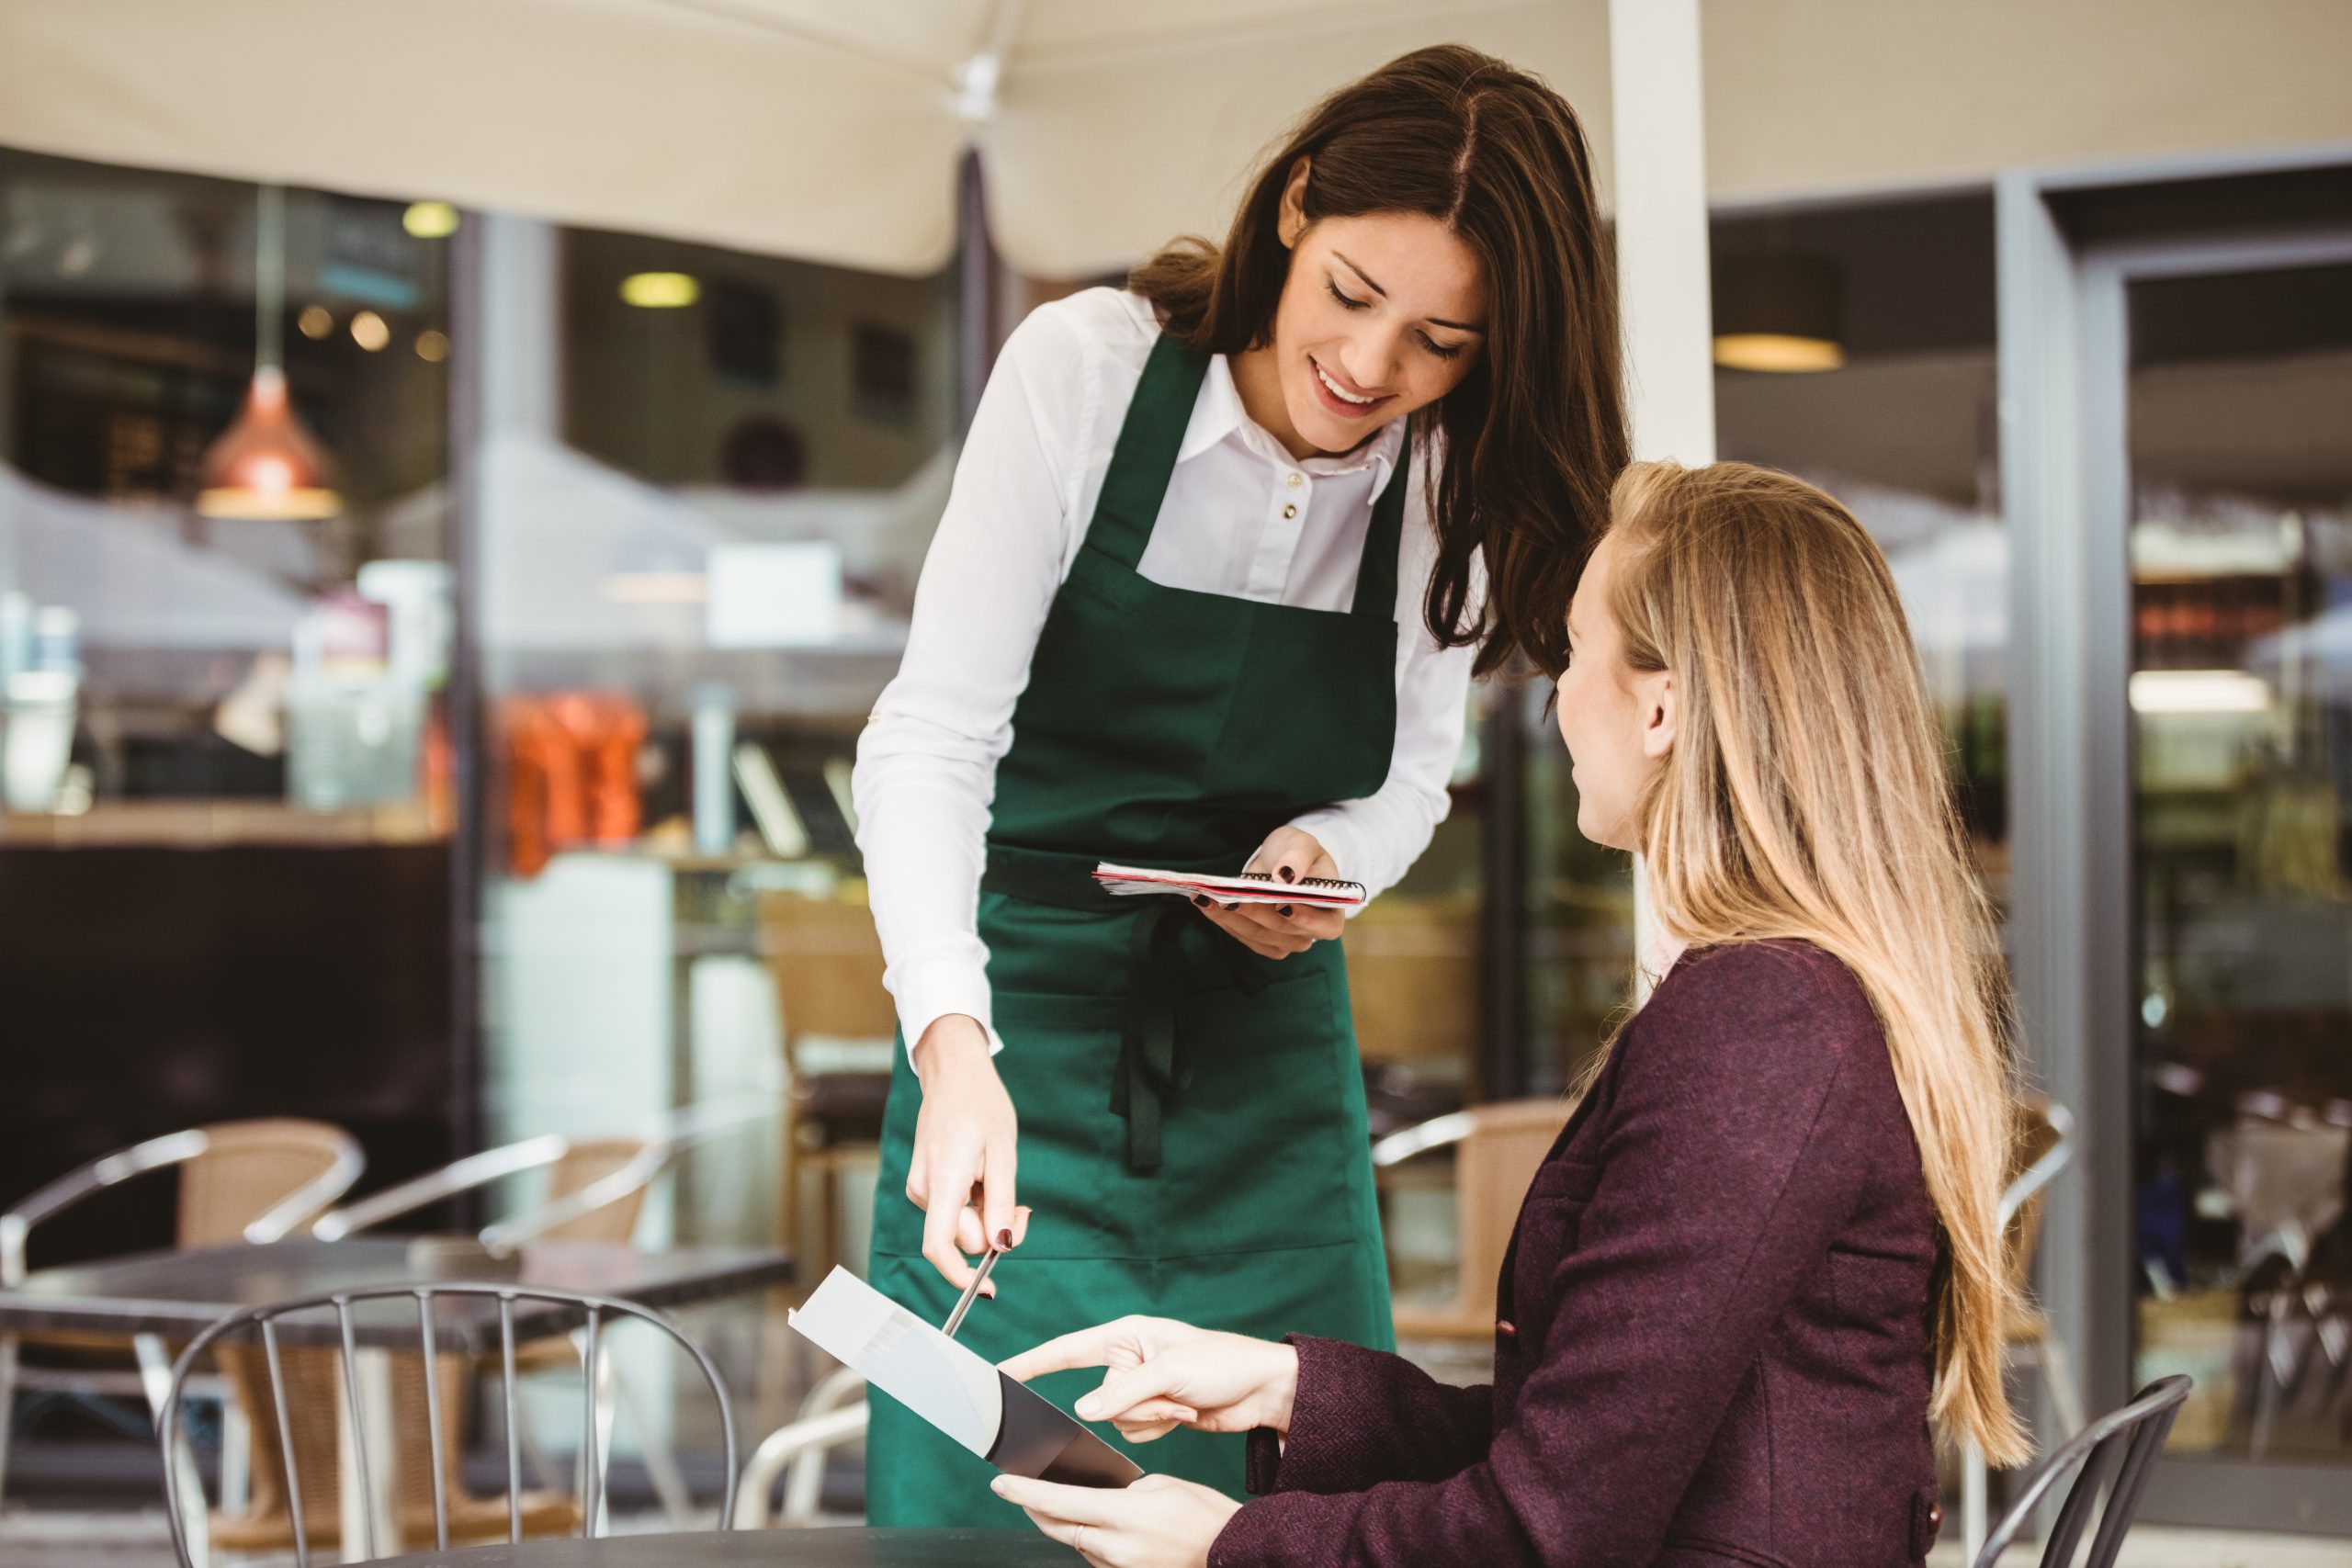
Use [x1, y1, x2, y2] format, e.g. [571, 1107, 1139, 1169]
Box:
[1309, 355, 1394, 418]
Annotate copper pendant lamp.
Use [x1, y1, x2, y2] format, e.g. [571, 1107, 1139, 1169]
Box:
[198, 184, 342, 521]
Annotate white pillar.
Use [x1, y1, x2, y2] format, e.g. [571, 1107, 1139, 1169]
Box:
[1609, 0, 1716, 467]
[477, 214, 561, 443]
[1609, 0, 1714, 989]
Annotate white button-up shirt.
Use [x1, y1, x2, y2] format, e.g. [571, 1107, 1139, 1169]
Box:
[852, 288, 1479, 1056]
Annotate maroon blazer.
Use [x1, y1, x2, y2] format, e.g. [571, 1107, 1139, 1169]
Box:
[1211, 941, 1943, 1568]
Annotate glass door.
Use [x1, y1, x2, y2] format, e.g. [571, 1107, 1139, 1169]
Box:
[2120, 250, 2352, 1525]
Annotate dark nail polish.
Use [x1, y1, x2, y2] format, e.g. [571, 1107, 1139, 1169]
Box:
[1193, 894, 1210, 907]
[1224, 902, 1240, 912]
[1278, 905, 1293, 918]
[997, 1229, 1014, 1250]
[1278, 865, 1295, 883]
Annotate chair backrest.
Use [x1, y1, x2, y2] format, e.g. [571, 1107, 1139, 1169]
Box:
[1973, 1375, 2191, 1568]
[1458, 1100, 1574, 1317]
[758, 892, 894, 1053]
[179, 1119, 366, 1249]
[2001, 1097, 2075, 1305]
[159, 1281, 738, 1568]
[537, 1137, 660, 1245]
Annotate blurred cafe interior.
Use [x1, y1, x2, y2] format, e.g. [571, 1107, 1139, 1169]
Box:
[0, 0, 2348, 1555]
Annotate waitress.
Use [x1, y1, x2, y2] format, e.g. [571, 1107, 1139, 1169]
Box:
[851, 43, 1627, 1525]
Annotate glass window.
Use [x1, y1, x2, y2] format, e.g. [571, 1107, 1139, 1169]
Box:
[1711, 195, 2008, 897]
[2126, 260, 2352, 1463]
[474, 221, 958, 1264]
[0, 151, 453, 837]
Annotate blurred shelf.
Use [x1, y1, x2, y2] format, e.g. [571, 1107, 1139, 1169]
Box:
[1, 799, 445, 848]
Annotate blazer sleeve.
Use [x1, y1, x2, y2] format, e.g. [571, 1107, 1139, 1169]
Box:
[1211, 946, 1887, 1568]
[1243, 1337, 1497, 1495]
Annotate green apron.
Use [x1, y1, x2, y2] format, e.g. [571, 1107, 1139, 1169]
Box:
[867, 334, 1402, 1525]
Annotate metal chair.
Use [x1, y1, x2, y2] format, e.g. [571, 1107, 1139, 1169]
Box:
[312, 1133, 666, 1253]
[1372, 1100, 1570, 1342]
[0, 1119, 363, 1508]
[1961, 1095, 2085, 1562]
[731, 1364, 867, 1529]
[1971, 1375, 2192, 1568]
[305, 1101, 775, 1533]
[157, 1282, 738, 1568]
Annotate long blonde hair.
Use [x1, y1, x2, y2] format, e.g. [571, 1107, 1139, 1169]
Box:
[1606, 460, 2029, 1466]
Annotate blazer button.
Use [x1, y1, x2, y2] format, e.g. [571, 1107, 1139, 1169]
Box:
[1928, 1504, 1942, 1529]
[1496, 1320, 1517, 1338]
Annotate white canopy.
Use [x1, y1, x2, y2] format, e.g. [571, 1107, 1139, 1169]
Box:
[2, 0, 2348, 276]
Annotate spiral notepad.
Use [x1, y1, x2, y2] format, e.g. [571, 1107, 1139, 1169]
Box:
[1092, 861, 1366, 909]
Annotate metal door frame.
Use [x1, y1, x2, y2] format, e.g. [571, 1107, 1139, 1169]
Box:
[2001, 148, 2352, 1534]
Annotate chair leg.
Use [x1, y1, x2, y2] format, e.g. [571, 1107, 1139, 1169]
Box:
[135, 1334, 211, 1568]
[591, 1349, 619, 1536]
[611, 1368, 694, 1525]
[1961, 1442, 1988, 1566]
[0, 1333, 17, 1510]
[220, 1392, 249, 1517]
[2035, 1337, 2087, 1438]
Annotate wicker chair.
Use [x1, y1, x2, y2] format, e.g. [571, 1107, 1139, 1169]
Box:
[1373, 1100, 1572, 1343]
[0, 1120, 363, 1508]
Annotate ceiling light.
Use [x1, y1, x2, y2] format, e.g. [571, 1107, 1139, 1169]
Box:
[621, 272, 700, 309]
[603, 571, 709, 604]
[415, 329, 451, 363]
[350, 310, 390, 351]
[297, 304, 334, 340]
[198, 186, 340, 522]
[402, 201, 460, 239]
[198, 367, 339, 520]
[2129, 670, 2271, 714]
[1713, 253, 1844, 374]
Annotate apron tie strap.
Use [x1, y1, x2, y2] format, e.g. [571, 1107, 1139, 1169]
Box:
[1110, 903, 1270, 1174]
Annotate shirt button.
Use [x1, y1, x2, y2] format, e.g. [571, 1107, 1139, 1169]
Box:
[1281, 503, 1298, 520]
[1285, 471, 1304, 489]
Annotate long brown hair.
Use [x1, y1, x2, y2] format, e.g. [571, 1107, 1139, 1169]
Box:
[1129, 44, 1625, 677]
[1607, 460, 2030, 1466]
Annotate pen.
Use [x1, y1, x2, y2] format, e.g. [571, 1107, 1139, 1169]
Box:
[942, 1246, 1001, 1339]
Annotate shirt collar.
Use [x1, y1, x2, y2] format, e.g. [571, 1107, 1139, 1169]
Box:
[1179, 353, 1405, 492]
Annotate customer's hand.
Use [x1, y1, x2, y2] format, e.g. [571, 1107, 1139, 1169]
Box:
[1193, 826, 1346, 960]
[991, 1472, 1238, 1568]
[1001, 1315, 1298, 1443]
[907, 1014, 1028, 1292]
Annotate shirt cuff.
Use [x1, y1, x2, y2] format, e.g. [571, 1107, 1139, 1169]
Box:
[888, 955, 1006, 1063]
[1283, 807, 1375, 912]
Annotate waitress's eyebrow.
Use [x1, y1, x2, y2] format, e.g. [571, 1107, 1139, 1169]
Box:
[1332, 251, 1487, 334]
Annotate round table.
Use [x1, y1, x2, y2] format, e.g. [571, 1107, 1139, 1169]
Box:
[366, 1529, 1081, 1567]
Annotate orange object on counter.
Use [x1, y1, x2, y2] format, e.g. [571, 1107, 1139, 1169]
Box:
[504, 692, 647, 876]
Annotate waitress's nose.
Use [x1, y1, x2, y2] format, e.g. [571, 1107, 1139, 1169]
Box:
[1338, 328, 1403, 396]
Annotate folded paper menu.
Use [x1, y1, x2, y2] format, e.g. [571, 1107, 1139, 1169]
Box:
[1093, 861, 1366, 909]
[788, 1267, 1143, 1488]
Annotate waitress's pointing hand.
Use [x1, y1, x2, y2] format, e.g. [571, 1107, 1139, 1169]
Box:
[1193, 827, 1346, 960]
[909, 1014, 1029, 1292]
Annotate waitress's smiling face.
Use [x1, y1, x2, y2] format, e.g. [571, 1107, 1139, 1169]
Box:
[1257, 159, 1488, 457]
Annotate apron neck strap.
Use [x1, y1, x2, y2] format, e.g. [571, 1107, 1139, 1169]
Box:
[1090, 333, 1413, 624]
[1350, 438, 1410, 618]
[1087, 334, 1209, 571]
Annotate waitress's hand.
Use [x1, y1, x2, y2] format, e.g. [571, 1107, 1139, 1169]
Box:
[1193, 826, 1347, 960]
[908, 1014, 1030, 1292]
[1001, 1315, 1299, 1442]
[990, 1472, 1238, 1568]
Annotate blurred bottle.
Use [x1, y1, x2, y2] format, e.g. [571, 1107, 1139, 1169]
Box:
[3, 602, 82, 811]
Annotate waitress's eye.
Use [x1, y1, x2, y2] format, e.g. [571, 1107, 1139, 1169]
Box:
[1324, 278, 1370, 311]
[1417, 332, 1466, 361]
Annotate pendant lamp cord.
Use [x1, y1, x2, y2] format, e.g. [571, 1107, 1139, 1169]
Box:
[254, 183, 286, 378]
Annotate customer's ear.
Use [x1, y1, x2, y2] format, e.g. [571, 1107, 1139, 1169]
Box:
[1640, 672, 1677, 761]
